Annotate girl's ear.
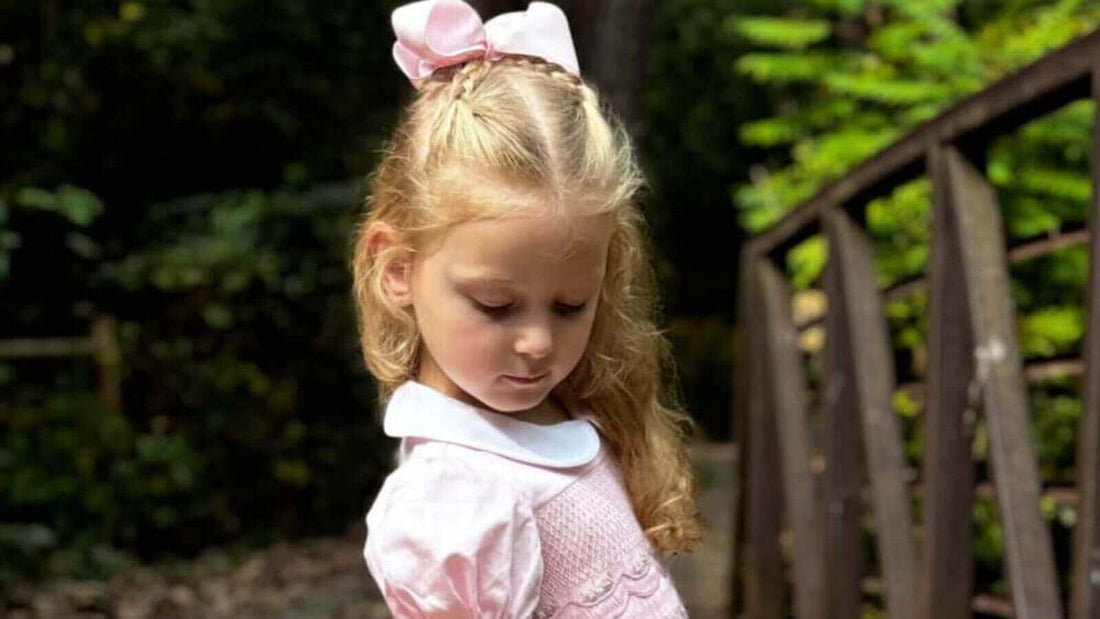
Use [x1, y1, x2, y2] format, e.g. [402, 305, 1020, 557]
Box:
[365, 222, 413, 307]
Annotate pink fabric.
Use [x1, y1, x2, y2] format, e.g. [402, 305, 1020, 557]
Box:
[363, 381, 687, 617]
[391, 0, 581, 87]
[532, 451, 689, 618]
[364, 448, 543, 616]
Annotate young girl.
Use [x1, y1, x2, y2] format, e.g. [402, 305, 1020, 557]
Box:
[353, 0, 703, 615]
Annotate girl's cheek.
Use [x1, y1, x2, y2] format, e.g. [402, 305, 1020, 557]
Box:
[449, 308, 498, 344]
[440, 293, 474, 324]
[452, 304, 488, 330]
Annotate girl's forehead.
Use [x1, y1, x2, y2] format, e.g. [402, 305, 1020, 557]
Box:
[432, 213, 611, 278]
[432, 162, 608, 221]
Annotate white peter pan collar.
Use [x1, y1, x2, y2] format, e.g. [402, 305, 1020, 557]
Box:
[383, 380, 602, 468]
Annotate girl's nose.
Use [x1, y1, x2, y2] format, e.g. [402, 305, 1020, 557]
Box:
[514, 324, 552, 359]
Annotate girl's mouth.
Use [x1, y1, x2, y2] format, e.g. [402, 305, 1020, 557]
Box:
[503, 372, 548, 384]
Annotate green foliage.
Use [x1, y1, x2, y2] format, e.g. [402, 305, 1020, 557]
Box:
[0, 381, 200, 587]
[1018, 306, 1085, 358]
[643, 0, 775, 438]
[1010, 245, 1090, 311]
[731, 17, 833, 50]
[1, 182, 393, 588]
[786, 235, 827, 289]
[735, 0, 1100, 231]
[1031, 389, 1081, 485]
[885, 288, 928, 358]
[973, 495, 1008, 593]
[736, 51, 841, 85]
[866, 180, 932, 287]
[1, 0, 399, 587]
[13, 185, 103, 227]
[0, 185, 105, 281]
[94, 183, 389, 546]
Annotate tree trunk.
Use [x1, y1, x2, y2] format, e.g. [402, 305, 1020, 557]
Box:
[561, 0, 654, 145]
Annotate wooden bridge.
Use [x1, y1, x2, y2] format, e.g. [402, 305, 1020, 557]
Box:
[733, 27, 1100, 619]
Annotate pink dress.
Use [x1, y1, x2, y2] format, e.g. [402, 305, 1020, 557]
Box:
[363, 380, 688, 617]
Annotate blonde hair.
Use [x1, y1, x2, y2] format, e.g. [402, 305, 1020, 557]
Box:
[350, 56, 703, 556]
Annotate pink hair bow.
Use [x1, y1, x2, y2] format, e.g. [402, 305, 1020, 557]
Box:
[391, 0, 581, 87]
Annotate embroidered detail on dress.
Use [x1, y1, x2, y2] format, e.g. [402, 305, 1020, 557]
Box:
[628, 554, 650, 578]
[579, 571, 616, 603]
[536, 546, 684, 617]
[535, 454, 644, 595]
[532, 455, 687, 618]
[572, 547, 656, 607]
[533, 599, 559, 619]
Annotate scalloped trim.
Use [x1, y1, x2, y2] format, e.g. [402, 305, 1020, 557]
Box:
[535, 548, 686, 618]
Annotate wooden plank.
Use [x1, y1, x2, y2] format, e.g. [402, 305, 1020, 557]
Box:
[91, 315, 122, 416]
[740, 252, 785, 618]
[1023, 358, 1085, 382]
[1006, 226, 1090, 263]
[1070, 60, 1100, 619]
[822, 225, 865, 619]
[748, 28, 1100, 259]
[731, 251, 750, 615]
[919, 144, 977, 619]
[822, 207, 919, 619]
[757, 261, 827, 619]
[941, 144, 1062, 618]
[913, 482, 1078, 508]
[896, 359, 1086, 408]
[0, 337, 95, 358]
[797, 224, 1093, 331]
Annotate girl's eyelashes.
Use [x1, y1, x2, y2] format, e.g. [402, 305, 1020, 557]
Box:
[469, 299, 588, 319]
[472, 300, 513, 318]
[554, 302, 587, 316]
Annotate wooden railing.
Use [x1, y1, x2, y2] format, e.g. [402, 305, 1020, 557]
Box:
[733, 28, 1100, 619]
[0, 314, 122, 415]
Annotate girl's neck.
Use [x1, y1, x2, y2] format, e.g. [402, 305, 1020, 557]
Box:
[511, 394, 572, 425]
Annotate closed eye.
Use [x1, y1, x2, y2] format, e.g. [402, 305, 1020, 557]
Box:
[554, 302, 587, 316]
[472, 300, 513, 318]
[471, 299, 587, 319]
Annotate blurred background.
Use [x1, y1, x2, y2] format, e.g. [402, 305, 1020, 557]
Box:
[2, 0, 1099, 616]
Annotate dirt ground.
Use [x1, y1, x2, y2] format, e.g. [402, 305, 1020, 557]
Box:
[3, 443, 737, 618]
[3, 524, 389, 619]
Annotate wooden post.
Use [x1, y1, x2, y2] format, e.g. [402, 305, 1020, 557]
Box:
[730, 310, 746, 615]
[91, 314, 122, 416]
[821, 223, 866, 619]
[741, 250, 785, 618]
[939, 143, 1062, 618]
[822, 207, 918, 619]
[1070, 59, 1100, 619]
[0, 337, 93, 358]
[758, 260, 827, 619]
[920, 145, 977, 619]
[0, 315, 123, 415]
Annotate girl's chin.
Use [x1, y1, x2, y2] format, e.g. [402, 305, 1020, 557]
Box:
[477, 385, 550, 413]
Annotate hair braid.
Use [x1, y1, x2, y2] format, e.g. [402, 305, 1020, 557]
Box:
[452, 60, 492, 101]
[507, 56, 586, 101]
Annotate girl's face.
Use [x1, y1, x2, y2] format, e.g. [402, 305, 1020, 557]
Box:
[408, 213, 610, 414]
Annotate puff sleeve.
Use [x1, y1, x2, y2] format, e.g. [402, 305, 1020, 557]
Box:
[363, 459, 543, 617]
